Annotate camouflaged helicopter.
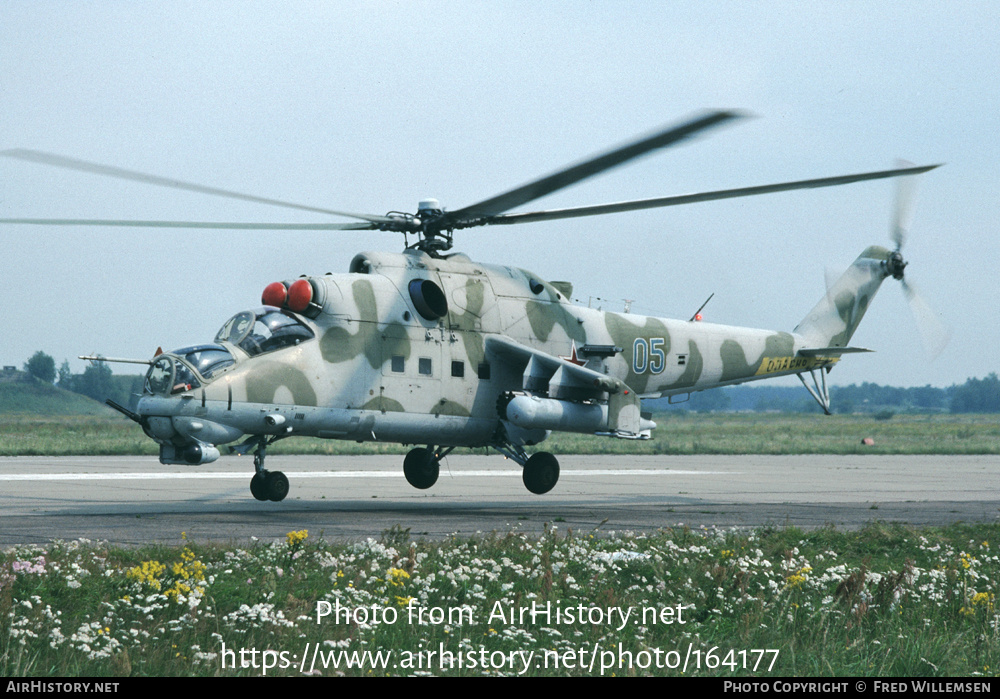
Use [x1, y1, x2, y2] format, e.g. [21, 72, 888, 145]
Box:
[1, 111, 940, 502]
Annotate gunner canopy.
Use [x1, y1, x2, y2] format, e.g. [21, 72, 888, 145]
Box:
[143, 344, 234, 395]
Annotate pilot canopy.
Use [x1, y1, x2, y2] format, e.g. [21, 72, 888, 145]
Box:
[215, 307, 315, 358]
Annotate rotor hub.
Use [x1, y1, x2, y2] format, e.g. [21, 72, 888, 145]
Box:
[407, 198, 455, 254]
[885, 250, 907, 280]
[417, 198, 442, 216]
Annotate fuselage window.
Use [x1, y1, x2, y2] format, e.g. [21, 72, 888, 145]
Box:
[451, 361, 465, 378]
[418, 357, 433, 376]
[391, 355, 405, 373]
[478, 362, 491, 380]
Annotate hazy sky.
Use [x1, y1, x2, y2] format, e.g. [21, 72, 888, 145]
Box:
[2, 2, 997, 390]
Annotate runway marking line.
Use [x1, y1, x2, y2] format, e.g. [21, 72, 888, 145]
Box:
[0, 469, 738, 481]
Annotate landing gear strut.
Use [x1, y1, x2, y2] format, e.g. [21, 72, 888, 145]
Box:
[238, 435, 289, 502]
[403, 446, 452, 489]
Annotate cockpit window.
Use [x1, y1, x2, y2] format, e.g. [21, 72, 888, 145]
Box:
[215, 307, 315, 358]
[143, 355, 202, 395]
[172, 362, 199, 394]
[215, 311, 256, 347]
[145, 357, 173, 395]
[173, 344, 235, 380]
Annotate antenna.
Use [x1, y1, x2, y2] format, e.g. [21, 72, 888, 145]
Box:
[689, 293, 715, 322]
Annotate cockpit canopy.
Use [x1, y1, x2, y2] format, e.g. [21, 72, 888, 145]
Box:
[144, 308, 315, 396]
[214, 307, 315, 357]
[144, 344, 234, 395]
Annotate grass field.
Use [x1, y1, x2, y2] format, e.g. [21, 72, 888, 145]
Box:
[2, 412, 998, 457]
[2, 521, 999, 676]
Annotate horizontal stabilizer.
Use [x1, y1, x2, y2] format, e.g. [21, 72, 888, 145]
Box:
[797, 346, 873, 357]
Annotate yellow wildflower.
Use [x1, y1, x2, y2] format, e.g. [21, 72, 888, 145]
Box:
[387, 568, 410, 586]
[286, 529, 309, 547]
[785, 566, 812, 590]
[127, 560, 166, 590]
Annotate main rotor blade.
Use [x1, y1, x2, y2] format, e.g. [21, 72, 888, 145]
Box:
[0, 218, 376, 230]
[469, 163, 941, 227]
[0, 149, 391, 223]
[447, 110, 746, 222]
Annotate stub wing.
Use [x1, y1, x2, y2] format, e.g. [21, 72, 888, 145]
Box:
[485, 335, 650, 438]
[485, 335, 617, 400]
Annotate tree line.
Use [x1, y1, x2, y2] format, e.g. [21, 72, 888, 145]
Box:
[642, 375, 1000, 415]
[19, 351, 142, 406]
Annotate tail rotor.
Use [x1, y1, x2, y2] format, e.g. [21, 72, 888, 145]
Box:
[885, 162, 950, 359]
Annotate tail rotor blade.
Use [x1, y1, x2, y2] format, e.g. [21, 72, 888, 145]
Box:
[823, 264, 845, 310]
[901, 278, 951, 360]
[891, 159, 919, 251]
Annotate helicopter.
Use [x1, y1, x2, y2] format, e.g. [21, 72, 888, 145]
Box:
[1, 110, 941, 502]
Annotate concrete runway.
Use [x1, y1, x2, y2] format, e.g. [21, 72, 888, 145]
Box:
[1, 453, 998, 546]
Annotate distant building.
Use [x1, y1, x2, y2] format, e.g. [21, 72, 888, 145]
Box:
[1, 366, 29, 383]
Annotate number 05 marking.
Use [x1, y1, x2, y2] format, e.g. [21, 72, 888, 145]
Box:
[632, 337, 666, 374]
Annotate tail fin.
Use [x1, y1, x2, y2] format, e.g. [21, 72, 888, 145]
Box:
[794, 246, 892, 348]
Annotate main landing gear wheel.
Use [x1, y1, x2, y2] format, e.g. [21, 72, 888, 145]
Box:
[250, 471, 289, 501]
[523, 452, 559, 495]
[250, 473, 268, 501]
[404, 447, 440, 489]
[264, 471, 289, 502]
[249, 442, 290, 502]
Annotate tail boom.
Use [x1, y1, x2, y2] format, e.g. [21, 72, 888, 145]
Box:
[793, 245, 893, 350]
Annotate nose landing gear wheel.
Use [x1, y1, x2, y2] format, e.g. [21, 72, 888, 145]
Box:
[403, 447, 440, 489]
[523, 452, 559, 494]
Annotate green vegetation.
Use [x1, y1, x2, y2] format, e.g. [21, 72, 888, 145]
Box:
[648, 374, 1000, 414]
[543, 412, 1000, 456]
[0, 415, 159, 456]
[2, 522, 999, 676]
[3, 412, 998, 457]
[2, 359, 142, 411]
[951, 374, 1000, 413]
[23, 351, 56, 384]
[0, 382, 110, 416]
